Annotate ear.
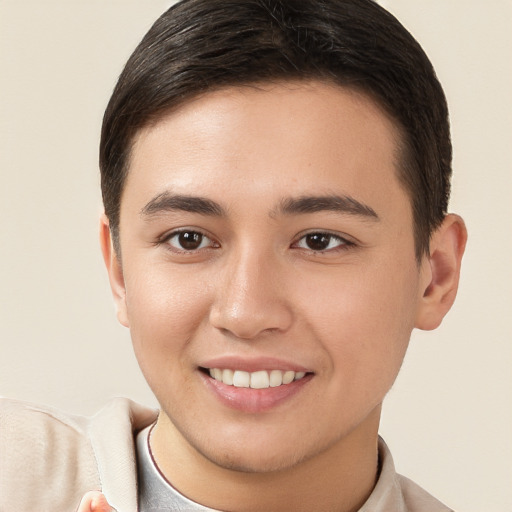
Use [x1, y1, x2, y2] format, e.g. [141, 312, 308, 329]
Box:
[99, 214, 129, 327]
[415, 214, 467, 331]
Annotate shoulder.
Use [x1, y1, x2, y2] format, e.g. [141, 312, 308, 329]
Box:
[397, 474, 454, 512]
[0, 398, 100, 511]
[0, 397, 157, 512]
[360, 437, 454, 512]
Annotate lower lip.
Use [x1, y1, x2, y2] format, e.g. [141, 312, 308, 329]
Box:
[200, 372, 313, 413]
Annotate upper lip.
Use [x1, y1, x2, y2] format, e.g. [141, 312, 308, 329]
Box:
[199, 356, 311, 373]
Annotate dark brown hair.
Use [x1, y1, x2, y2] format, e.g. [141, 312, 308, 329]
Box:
[100, 0, 451, 259]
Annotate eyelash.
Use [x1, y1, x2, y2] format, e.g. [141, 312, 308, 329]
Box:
[291, 231, 355, 253]
[157, 229, 355, 254]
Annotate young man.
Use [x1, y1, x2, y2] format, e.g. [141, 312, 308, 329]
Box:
[0, 1, 466, 511]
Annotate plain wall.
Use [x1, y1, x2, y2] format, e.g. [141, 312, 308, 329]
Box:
[1, 1, 511, 511]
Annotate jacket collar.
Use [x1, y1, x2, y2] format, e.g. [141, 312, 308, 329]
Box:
[88, 398, 158, 511]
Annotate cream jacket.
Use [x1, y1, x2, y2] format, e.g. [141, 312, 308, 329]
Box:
[0, 398, 453, 512]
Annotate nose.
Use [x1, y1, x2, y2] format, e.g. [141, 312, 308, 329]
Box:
[209, 248, 293, 340]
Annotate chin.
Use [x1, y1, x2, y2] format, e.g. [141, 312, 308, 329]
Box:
[199, 443, 310, 474]
[189, 419, 343, 475]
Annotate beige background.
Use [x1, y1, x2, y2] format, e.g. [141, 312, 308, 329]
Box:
[1, 1, 511, 510]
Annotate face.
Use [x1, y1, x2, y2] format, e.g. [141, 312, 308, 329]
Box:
[107, 81, 431, 472]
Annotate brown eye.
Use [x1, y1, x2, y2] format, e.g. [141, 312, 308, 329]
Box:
[295, 232, 348, 251]
[167, 230, 212, 251]
[305, 234, 331, 250]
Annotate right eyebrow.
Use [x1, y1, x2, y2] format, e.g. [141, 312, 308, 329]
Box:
[278, 194, 379, 220]
[140, 192, 226, 218]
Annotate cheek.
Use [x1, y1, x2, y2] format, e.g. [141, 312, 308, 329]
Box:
[298, 260, 419, 381]
[123, 262, 213, 362]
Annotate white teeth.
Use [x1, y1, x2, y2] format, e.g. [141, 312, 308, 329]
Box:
[282, 370, 295, 384]
[222, 368, 234, 385]
[250, 370, 269, 389]
[232, 370, 250, 387]
[269, 369, 283, 387]
[208, 368, 307, 389]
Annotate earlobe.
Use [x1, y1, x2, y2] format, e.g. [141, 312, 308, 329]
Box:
[415, 214, 467, 331]
[99, 214, 130, 327]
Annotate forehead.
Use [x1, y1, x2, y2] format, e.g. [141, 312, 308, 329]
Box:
[135, 80, 400, 154]
[125, 80, 409, 221]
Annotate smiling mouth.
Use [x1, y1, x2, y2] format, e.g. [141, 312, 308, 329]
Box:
[202, 368, 308, 389]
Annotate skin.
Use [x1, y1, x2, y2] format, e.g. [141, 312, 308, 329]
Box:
[100, 81, 466, 512]
[76, 491, 114, 512]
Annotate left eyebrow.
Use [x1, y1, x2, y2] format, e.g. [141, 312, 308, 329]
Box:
[277, 194, 379, 220]
[140, 192, 226, 218]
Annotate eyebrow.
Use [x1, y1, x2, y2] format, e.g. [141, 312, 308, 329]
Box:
[140, 192, 225, 218]
[278, 194, 379, 220]
[140, 191, 379, 221]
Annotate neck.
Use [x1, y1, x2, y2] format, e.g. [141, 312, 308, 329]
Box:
[150, 407, 381, 512]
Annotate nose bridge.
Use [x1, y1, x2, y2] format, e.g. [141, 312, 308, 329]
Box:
[210, 241, 292, 339]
